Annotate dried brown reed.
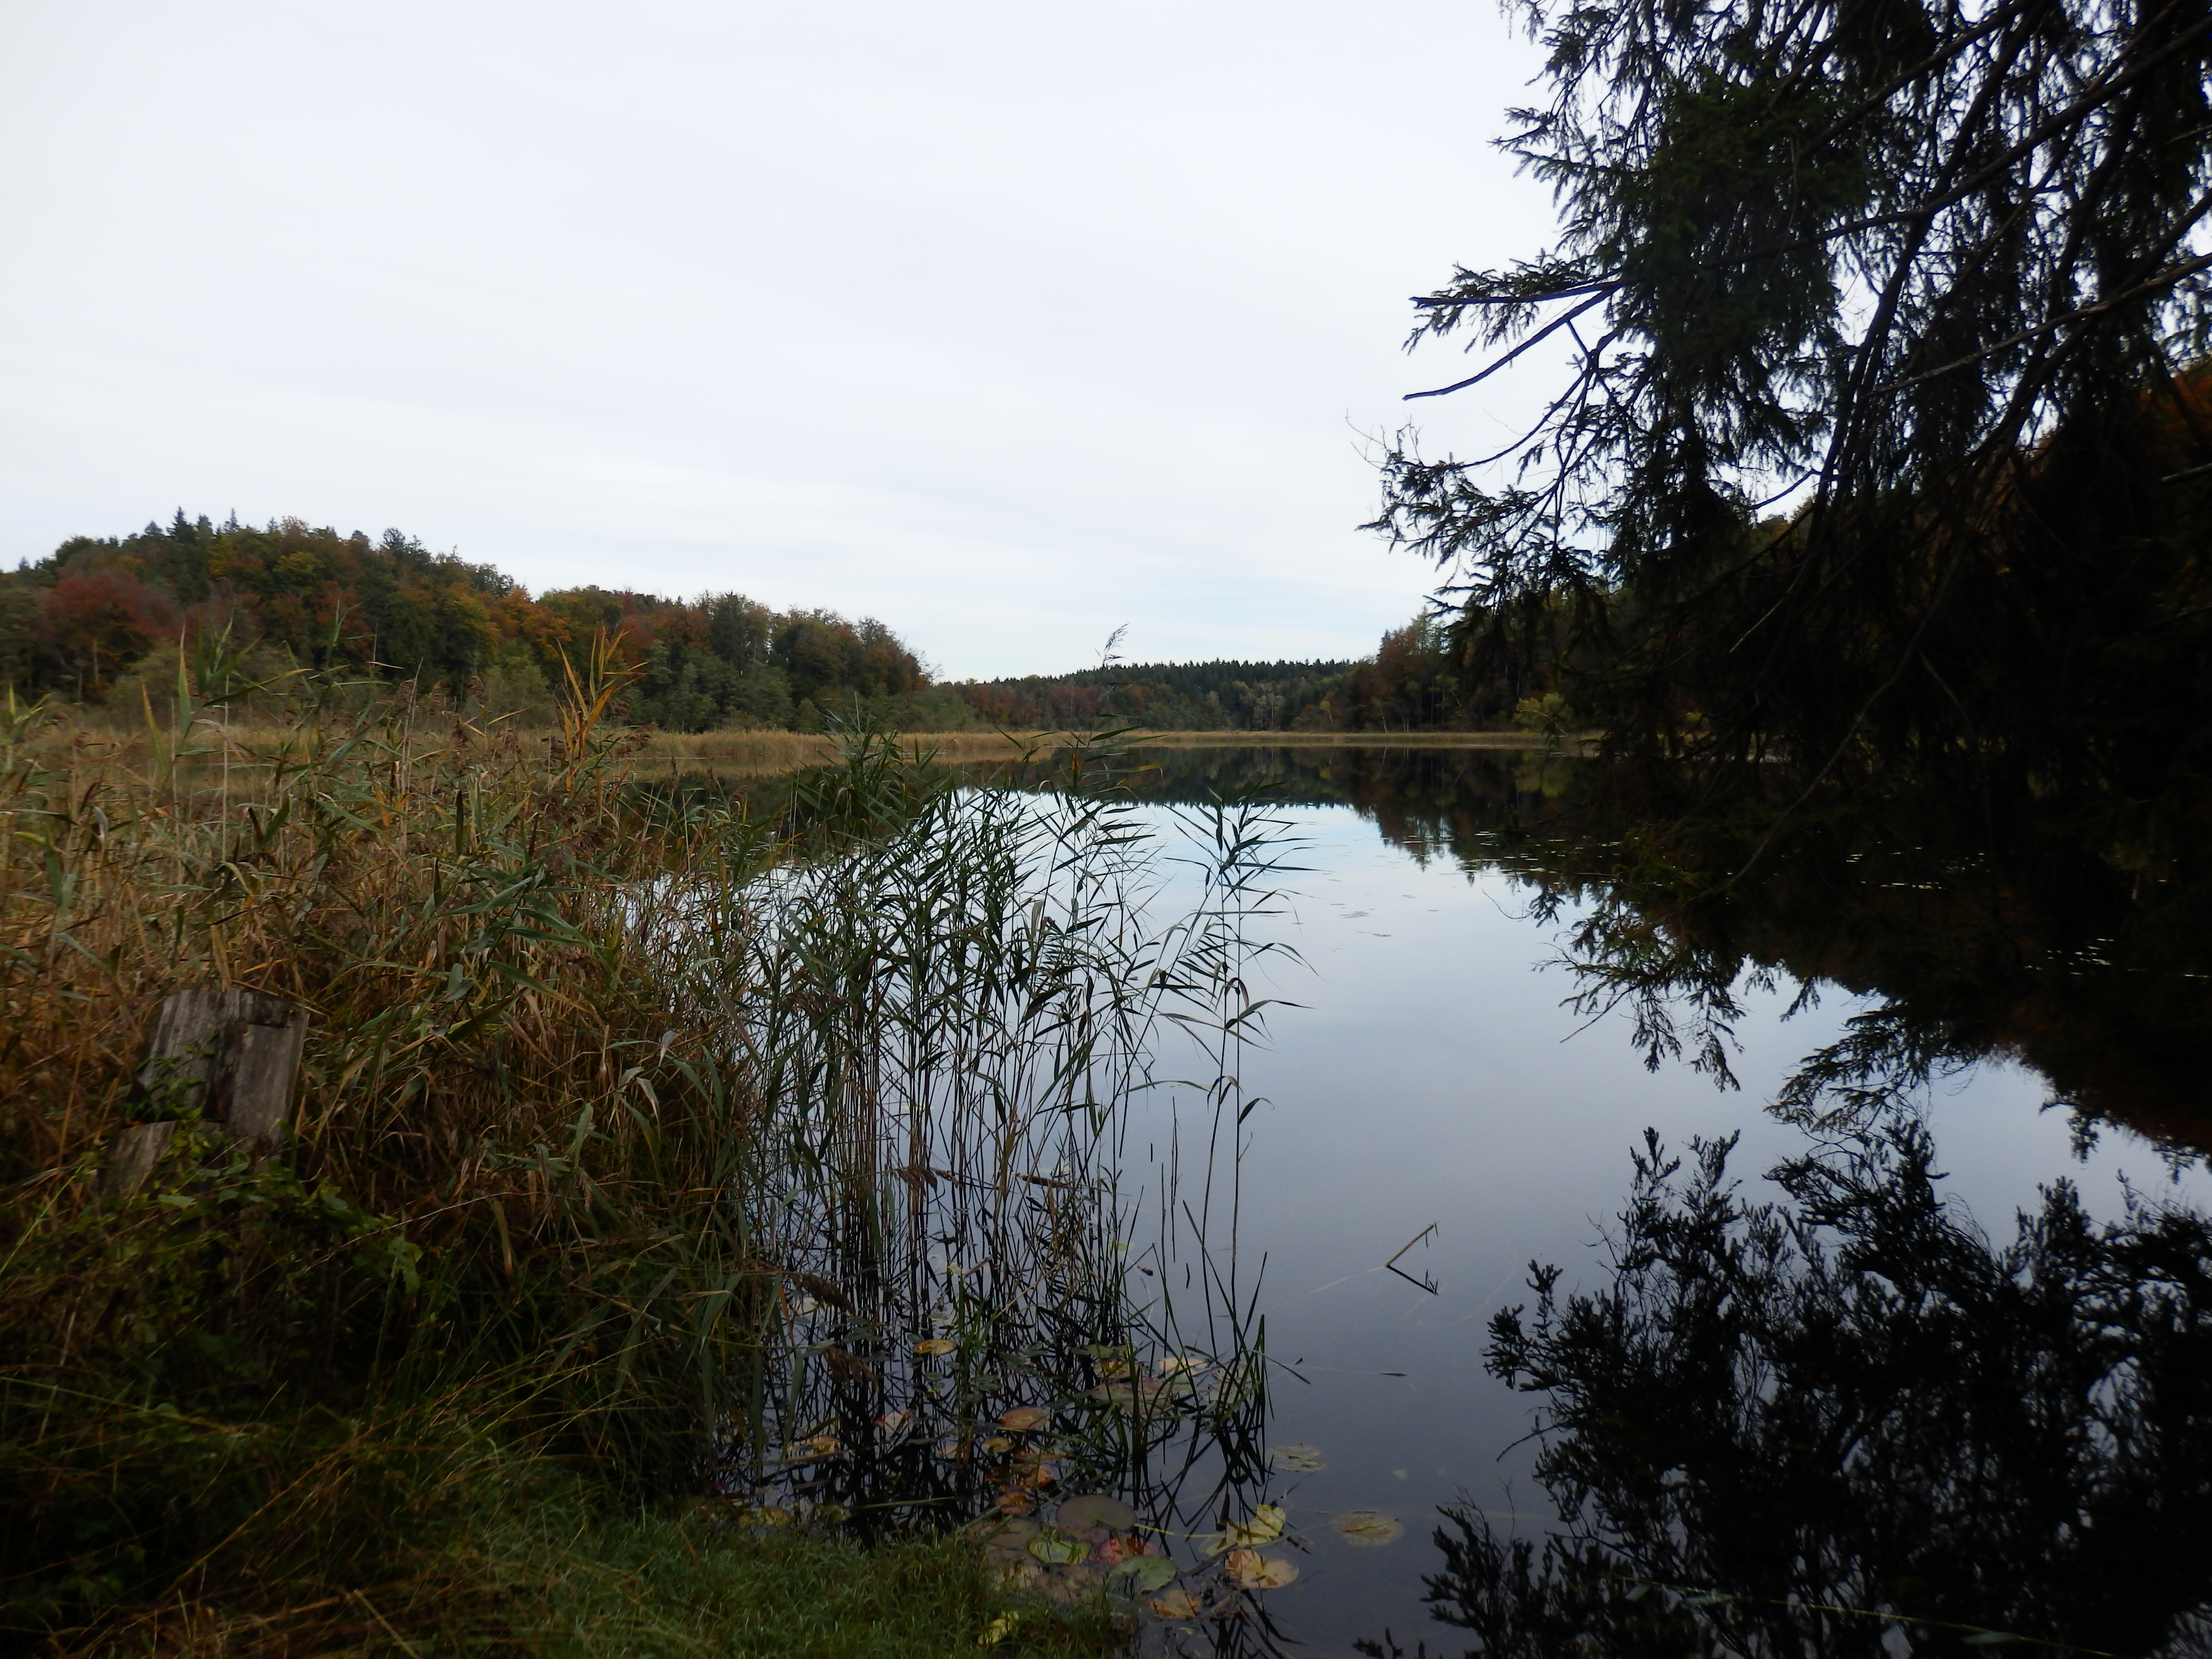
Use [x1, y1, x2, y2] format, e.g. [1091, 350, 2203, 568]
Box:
[0, 655, 804, 1648]
[0, 653, 1287, 1653]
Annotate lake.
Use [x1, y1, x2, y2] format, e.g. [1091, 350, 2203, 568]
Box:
[706, 736, 2212, 1656]
[1065, 742, 2212, 1656]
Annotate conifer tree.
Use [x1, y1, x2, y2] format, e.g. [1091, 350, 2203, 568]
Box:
[1374, 0, 2212, 800]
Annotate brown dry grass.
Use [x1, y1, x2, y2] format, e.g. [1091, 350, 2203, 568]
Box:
[0, 677, 1189, 1657]
[24, 722, 1557, 786]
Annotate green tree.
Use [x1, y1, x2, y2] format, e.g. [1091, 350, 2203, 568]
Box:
[1372, 0, 2212, 801]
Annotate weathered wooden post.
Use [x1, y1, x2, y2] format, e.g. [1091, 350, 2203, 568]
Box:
[103, 988, 310, 1197]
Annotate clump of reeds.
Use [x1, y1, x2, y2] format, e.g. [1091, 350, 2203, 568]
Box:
[0, 648, 1293, 1653]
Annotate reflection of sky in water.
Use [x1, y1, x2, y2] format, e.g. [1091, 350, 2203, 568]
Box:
[1153, 801, 2212, 1653]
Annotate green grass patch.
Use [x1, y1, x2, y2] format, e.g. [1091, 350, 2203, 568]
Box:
[516, 1505, 1124, 1659]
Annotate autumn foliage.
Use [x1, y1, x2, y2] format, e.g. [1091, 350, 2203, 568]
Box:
[0, 512, 936, 731]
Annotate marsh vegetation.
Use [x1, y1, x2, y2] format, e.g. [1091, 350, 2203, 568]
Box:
[0, 653, 1329, 1655]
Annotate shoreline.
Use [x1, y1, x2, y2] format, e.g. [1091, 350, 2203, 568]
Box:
[637, 727, 1565, 766]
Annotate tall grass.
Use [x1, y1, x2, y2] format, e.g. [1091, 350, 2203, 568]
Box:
[0, 659, 1296, 1653]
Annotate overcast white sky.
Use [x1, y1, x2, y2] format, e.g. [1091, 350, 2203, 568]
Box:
[0, 0, 1559, 679]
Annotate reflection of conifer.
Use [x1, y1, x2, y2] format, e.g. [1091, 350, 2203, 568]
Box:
[1398, 1114, 2212, 1659]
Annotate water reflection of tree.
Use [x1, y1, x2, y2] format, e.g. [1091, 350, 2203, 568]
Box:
[1137, 745, 2211, 1154]
[1358, 1114, 2212, 1659]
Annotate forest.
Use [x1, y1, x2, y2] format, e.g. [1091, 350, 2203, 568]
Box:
[2, 513, 1571, 734]
[0, 512, 965, 733]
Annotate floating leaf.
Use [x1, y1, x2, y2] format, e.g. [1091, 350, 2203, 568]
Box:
[783, 1434, 841, 1460]
[1057, 1493, 1138, 1534]
[1334, 1510, 1405, 1547]
[994, 1559, 1044, 1593]
[1159, 1354, 1210, 1376]
[1089, 1375, 1186, 1415]
[1148, 1588, 1205, 1619]
[999, 1405, 1050, 1432]
[981, 1517, 1040, 1556]
[982, 1435, 1014, 1455]
[1265, 1443, 1325, 1472]
[1009, 1447, 1062, 1489]
[914, 1337, 956, 1357]
[1106, 1553, 1178, 1594]
[1036, 1564, 1102, 1605]
[1221, 1503, 1287, 1548]
[1223, 1548, 1299, 1589]
[876, 1409, 913, 1433]
[1026, 1530, 1088, 1566]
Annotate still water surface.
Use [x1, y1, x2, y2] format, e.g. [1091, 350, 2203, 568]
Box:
[1086, 744, 2212, 1655]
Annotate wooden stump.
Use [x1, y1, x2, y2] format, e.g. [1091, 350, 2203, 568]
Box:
[104, 988, 310, 1196]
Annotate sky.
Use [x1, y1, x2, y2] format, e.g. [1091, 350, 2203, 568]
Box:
[0, 0, 1562, 680]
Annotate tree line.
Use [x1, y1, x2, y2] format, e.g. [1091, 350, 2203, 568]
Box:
[0, 513, 966, 732]
[950, 612, 1575, 733]
[5, 513, 1578, 735]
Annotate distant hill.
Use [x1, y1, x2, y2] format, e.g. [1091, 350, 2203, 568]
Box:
[3, 512, 1554, 734]
[0, 512, 966, 731]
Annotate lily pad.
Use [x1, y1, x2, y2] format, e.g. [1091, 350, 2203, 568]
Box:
[999, 1405, 1051, 1432]
[1096, 1533, 1154, 1565]
[1147, 1587, 1206, 1619]
[1036, 1564, 1102, 1605]
[993, 1560, 1044, 1593]
[1057, 1493, 1138, 1534]
[1105, 1553, 1178, 1594]
[1026, 1530, 1089, 1566]
[1089, 1375, 1187, 1415]
[1334, 1510, 1406, 1547]
[981, 1516, 1041, 1557]
[1266, 1443, 1325, 1473]
[982, 1434, 1014, 1455]
[876, 1409, 913, 1433]
[1220, 1503, 1287, 1548]
[1223, 1548, 1299, 1589]
[914, 1337, 956, 1357]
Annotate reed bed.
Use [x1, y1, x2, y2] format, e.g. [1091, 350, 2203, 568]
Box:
[24, 723, 1557, 791]
[0, 660, 1303, 1655]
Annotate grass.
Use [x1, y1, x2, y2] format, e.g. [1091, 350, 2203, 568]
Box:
[0, 644, 1308, 1655]
[516, 1505, 1123, 1659]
